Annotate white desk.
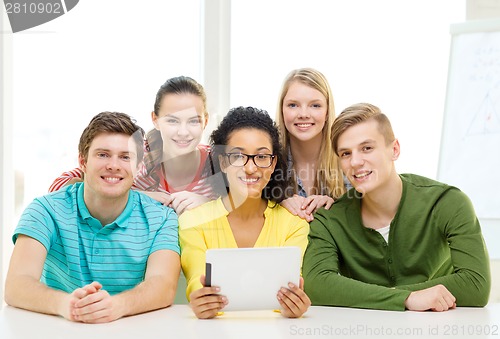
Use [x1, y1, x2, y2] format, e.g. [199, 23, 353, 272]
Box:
[1, 303, 499, 339]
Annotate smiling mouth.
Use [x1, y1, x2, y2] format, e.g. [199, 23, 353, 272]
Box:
[353, 171, 372, 179]
[102, 177, 122, 183]
[239, 177, 259, 184]
[173, 139, 193, 145]
[295, 123, 313, 128]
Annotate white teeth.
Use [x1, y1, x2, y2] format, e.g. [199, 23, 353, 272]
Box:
[241, 177, 258, 183]
[354, 172, 371, 179]
[103, 177, 121, 183]
[174, 140, 191, 144]
[296, 123, 312, 127]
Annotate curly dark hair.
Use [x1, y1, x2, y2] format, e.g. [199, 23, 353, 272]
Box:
[206, 106, 290, 203]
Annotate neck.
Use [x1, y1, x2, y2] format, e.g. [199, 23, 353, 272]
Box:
[362, 172, 403, 220]
[222, 194, 267, 220]
[83, 189, 129, 226]
[162, 148, 200, 177]
[289, 134, 322, 164]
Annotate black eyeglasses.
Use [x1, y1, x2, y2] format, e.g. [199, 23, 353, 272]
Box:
[224, 153, 276, 168]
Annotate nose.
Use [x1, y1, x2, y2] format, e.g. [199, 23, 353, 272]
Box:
[177, 122, 190, 136]
[297, 107, 310, 118]
[244, 157, 258, 173]
[106, 156, 121, 171]
[350, 151, 364, 167]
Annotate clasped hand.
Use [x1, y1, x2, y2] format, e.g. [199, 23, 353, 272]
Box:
[63, 281, 122, 323]
[405, 284, 456, 312]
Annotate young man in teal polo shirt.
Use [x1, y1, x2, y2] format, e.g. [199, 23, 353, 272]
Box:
[5, 112, 180, 323]
[303, 103, 491, 311]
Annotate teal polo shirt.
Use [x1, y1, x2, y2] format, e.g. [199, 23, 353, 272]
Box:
[13, 182, 180, 295]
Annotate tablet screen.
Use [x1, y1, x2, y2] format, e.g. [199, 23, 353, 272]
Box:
[205, 246, 301, 311]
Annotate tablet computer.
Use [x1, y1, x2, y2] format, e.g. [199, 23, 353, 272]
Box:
[205, 246, 301, 312]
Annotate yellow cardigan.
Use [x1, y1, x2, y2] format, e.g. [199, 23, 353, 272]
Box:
[179, 197, 309, 299]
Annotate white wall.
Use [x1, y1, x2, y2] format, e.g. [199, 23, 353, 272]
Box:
[1, 3, 14, 305]
[230, 0, 465, 179]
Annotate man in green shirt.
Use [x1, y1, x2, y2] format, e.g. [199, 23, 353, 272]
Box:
[303, 103, 491, 311]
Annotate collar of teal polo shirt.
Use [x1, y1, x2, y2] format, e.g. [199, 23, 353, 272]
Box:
[76, 182, 133, 230]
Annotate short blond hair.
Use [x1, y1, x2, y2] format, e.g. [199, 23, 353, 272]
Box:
[332, 103, 395, 154]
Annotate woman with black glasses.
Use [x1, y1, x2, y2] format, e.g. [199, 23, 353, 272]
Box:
[179, 106, 311, 319]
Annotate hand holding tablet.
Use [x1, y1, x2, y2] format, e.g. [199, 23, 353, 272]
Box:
[204, 247, 303, 312]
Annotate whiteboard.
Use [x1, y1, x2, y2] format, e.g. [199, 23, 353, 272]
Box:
[438, 19, 500, 219]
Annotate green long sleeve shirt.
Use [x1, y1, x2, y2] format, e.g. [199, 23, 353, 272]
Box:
[303, 174, 491, 311]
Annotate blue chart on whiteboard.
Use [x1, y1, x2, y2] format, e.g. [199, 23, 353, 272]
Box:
[439, 28, 500, 219]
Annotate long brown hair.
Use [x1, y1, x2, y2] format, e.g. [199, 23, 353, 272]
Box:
[143, 76, 208, 189]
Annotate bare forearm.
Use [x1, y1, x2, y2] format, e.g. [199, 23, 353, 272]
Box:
[113, 275, 177, 317]
[5, 275, 68, 316]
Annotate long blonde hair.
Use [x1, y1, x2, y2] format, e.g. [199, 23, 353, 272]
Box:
[276, 68, 345, 199]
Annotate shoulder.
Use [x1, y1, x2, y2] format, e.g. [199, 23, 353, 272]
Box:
[267, 202, 308, 225]
[401, 173, 447, 188]
[132, 190, 169, 210]
[33, 183, 79, 212]
[399, 174, 476, 219]
[16, 185, 80, 244]
[400, 173, 464, 199]
[320, 188, 359, 217]
[198, 144, 211, 164]
[132, 190, 177, 221]
[310, 191, 359, 231]
[179, 198, 225, 230]
[197, 144, 211, 154]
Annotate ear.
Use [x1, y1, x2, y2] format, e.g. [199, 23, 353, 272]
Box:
[78, 154, 87, 173]
[202, 112, 209, 129]
[152, 111, 160, 130]
[270, 155, 277, 172]
[391, 139, 401, 161]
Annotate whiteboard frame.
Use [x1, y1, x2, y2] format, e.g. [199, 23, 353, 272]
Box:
[449, 18, 500, 35]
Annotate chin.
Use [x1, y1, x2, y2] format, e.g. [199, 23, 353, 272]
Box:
[353, 184, 371, 195]
[247, 188, 264, 199]
[173, 147, 196, 157]
[101, 186, 129, 197]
